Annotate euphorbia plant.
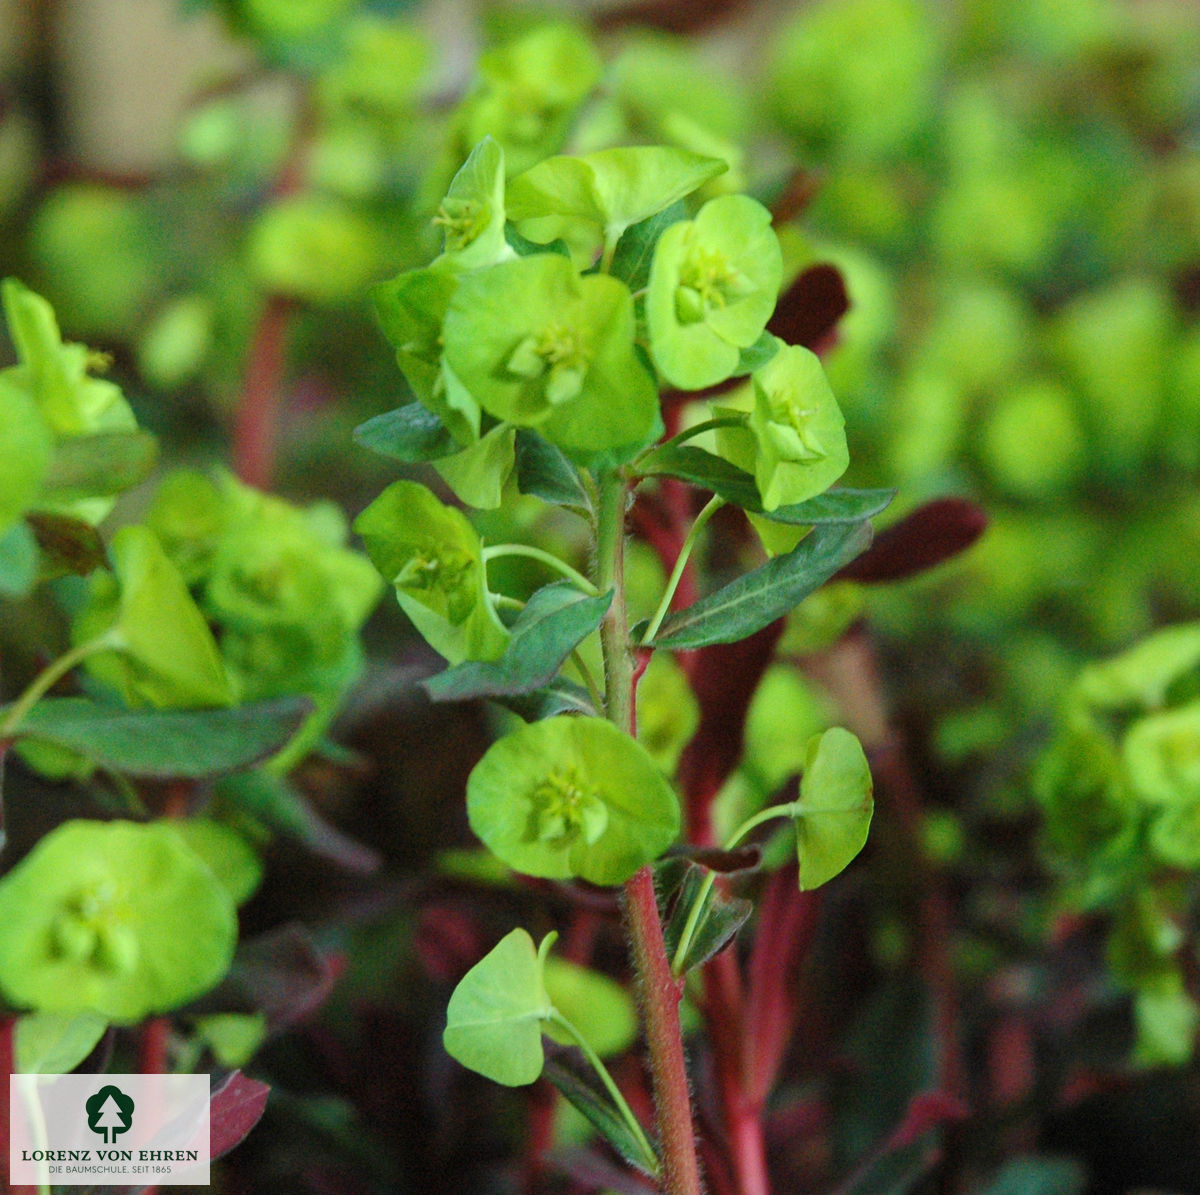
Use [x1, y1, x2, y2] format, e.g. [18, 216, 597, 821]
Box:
[355, 136, 887, 1191]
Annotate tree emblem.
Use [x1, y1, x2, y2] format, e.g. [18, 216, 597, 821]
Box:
[85, 1085, 135, 1144]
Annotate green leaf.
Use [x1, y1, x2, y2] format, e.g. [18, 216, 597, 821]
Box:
[641, 443, 894, 524]
[0, 521, 38, 598]
[467, 716, 680, 885]
[507, 147, 725, 261]
[424, 582, 611, 703]
[661, 862, 752, 975]
[0, 819, 237, 1023]
[214, 769, 380, 873]
[496, 677, 598, 722]
[515, 430, 592, 513]
[25, 510, 107, 577]
[647, 520, 872, 649]
[354, 479, 509, 665]
[74, 524, 234, 709]
[41, 431, 158, 501]
[544, 1052, 660, 1175]
[443, 928, 554, 1086]
[432, 422, 516, 510]
[353, 402, 459, 463]
[979, 1157, 1086, 1195]
[609, 202, 687, 292]
[14, 1011, 108, 1074]
[794, 727, 874, 890]
[5, 695, 312, 778]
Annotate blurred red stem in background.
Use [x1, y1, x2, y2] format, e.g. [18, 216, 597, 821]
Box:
[232, 294, 294, 490]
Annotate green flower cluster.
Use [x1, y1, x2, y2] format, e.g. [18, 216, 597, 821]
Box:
[143, 469, 381, 717]
[0, 820, 242, 1023]
[1035, 624, 1200, 1064]
[0, 279, 141, 534]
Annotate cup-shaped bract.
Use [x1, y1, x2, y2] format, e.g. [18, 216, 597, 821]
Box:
[794, 727, 873, 890]
[0, 819, 238, 1023]
[1124, 704, 1200, 806]
[718, 345, 849, 511]
[372, 260, 480, 445]
[1, 278, 137, 524]
[467, 716, 680, 885]
[73, 525, 234, 709]
[354, 479, 508, 664]
[436, 136, 513, 269]
[646, 194, 781, 390]
[0, 374, 51, 533]
[461, 24, 603, 177]
[444, 254, 659, 464]
[443, 928, 554, 1086]
[506, 146, 726, 262]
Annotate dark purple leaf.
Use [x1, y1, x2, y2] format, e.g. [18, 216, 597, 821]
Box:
[210, 1070, 270, 1161]
[767, 264, 851, 353]
[837, 498, 988, 583]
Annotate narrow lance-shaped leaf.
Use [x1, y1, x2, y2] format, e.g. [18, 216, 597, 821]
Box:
[661, 862, 753, 974]
[424, 583, 612, 703]
[515, 430, 592, 513]
[443, 928, 554, 1087]
[794, 728, 874, 890]
[647, 520, 872, 650]
[3, 696, 313, 779]
[640, 442, 894, 524]
[544, 1052, 660, 1176]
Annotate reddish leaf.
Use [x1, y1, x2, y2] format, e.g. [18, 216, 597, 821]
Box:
[210, 1070, 270, 1161]
[886, 1090, 970, 1151]
[837, 498, 988, 584]
[595, 0, 751, 34]
[767, 264, 850, 353]
[204, 924, 339, 1033]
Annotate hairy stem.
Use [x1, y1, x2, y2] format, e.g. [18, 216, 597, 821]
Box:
[594, 472, 703, 1195]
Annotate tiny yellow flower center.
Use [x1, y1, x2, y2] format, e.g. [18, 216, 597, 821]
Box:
[51, 879, 140, 975]
[676, 245, 749, 324]
[506, 323, 591, 405]
[528, 767, 609, 846]
[433, 197, 489, 253]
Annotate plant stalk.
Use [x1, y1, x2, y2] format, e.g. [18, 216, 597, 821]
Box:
[594, 473, 704, 1195]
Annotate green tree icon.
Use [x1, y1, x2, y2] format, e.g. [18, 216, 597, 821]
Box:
[86, 1085, 135, 1145]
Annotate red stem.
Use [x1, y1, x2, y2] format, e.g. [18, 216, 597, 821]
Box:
[623, 867, 703, 1195]
[231, 294, 294, 490]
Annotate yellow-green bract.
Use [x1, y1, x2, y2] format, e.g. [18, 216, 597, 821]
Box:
[794, 727, 874, 890]
[0, 820, 238, 1023]
[443, 254, 660, 465]
[354, 479, 508, 665]
[716, 345, 850, 511]
[443, 928, 554, 1086]
[467, 716, 681, 885]
[646, 194, 782, 390]
[0, 278, 137, 526]
[73, 525, 234, 710]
